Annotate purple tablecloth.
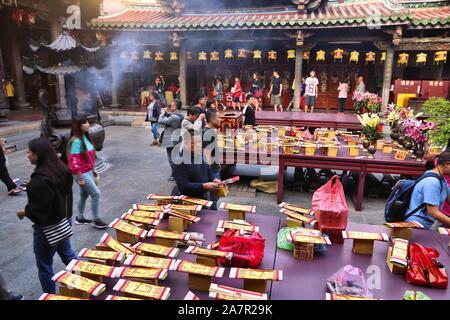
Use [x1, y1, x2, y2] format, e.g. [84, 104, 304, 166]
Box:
[270, 220, 450, 300]
[93, 209, 280, 300]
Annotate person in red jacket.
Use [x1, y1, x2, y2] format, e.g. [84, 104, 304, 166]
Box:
[231, 77, 242, 111]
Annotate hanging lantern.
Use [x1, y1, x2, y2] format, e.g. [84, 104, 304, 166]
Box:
[333, 48, 344, 62]
[27, 13, 36, 25]
[268, 50, 277, 61]
[416, 52, 427, 65]
[365, 52, 376, 64]
[349, 51, 359, 63]
[316, 50, 325, 62]
[210, 51, 219, 62]
[398, 53, 409, 66]
[253, 50, 262, 61]
[238, 49, 247, 59]
[187, 51, 193, 62]
[170, 51, 178, 61]
[287, 49, 296, 60]
[434, 51, 447, 64]
[131, 51, 140, 60]
[143, 50, 152, 60]
[224, 49, 233, 59]
[155, 51, 164, 61]
[303, 51, 310, 60]
[198, 51, 207, 61]
[120, 51, 129, 59]
[380, 52, 386, 62]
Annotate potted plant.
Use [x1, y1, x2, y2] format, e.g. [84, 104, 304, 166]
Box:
[352, 92, 382, 115]
[422, 97, 450, 148]
[357, 113, 382, 145]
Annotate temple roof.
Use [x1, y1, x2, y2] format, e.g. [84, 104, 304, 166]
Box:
[89, 0, 450, 30]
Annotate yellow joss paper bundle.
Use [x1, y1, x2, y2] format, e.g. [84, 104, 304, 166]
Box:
[105, 295, 141, 300]
[184, 246, 233, 260]
[123, 254, 176, 269]
[115, 267, 168, 280]
[178, 195, 213, 208]
[51, 271, 106, 296]
[109, 218, 148, 238]
[325, 293, 378, 300]
[39, 293, 86, 300]
[78, 248, 126, 263]
[342, 231, 389, 241]
[146, 194, 179, 202]
[229, 268, 283, 281]
[165, 204, 203, 212]
[279, 209, 317, 226]
[390, 238, 409, 267]
[147, 229, 191, 241]
[132, 204, 166, 212]
[166, 209, 201, 223]
[385, 221, 424, 229]
[99, 233, 135, 255]
[113, 279, 171, 300]
[66, 259, 119, 278]
[279, 202, 314, 215]
[132, 242, 180, 258]
[121, 212, 160, 227]
[170, 260, 225, 277]
[209, 283, 268, 300]
[216, 220, 259, 235]
[127, 209, 165, 219]
[219, 203, 256, 213]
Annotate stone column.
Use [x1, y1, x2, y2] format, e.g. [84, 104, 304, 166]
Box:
[50, 15, 67, 109]
[110, 53, 120, 108]
[6, 19, 30, 108]
[179, 47, 188, 106]
[293, 47, 303, 111]
[381, 46, 394, 111]
[0, 47, 9, 122]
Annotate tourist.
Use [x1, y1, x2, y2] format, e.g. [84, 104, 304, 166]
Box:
[140, 86, 150, 107]
[202, 108, 221, 210]
[158, 99, 184, 182]
[173, 129, 221, 199]
[242, 93, 256, 126]
[406, 151, 450, 229]
[195, 92, 208, 114]
[355, 75, 366, 93]
[17, 137, 77, 293]
[0, 138, 22, 196]
[147, 92, 162, 146]
[0, 272, 23, 300]
[268, 70, 283, 112]
[250, 72, 263, 110]
[155, 76, 166, 105]
[213, 78, 225, 110]
[300, 77, 306, 112]
[181, 106, 204, 140]
[337, 80, 349, 114]
[4, 80, 15, 108]
[304, 70, 319, 113]
[68, 116, 107, 229]
[231, 77, 242, 111]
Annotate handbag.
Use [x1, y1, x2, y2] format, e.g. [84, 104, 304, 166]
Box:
[218, 229, 265, 268]
[254, 89, 263, 98]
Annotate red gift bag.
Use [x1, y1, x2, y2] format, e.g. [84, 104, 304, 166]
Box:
[311, 176, 348, 230]
[218, 229, 265, 268]
[406, 243, 448, 289]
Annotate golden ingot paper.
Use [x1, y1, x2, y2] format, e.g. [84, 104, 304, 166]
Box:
[185, 246, 233, 260]
[39, 293, 86, 300]
[109, 219, 148, 238]
[287, 233, 331, 245]
[51, 271, 106, 296]
[166, 209, 201, 223]
[209, 283, 267, 300]
[115, 267, 168, 280]
[147, 229, 191, 241]
[66, 259, 118, 278]
[438, 227, 450, 236]
[78, 248, 125, 263]
[229, 268, 283, 281]
[105, 295, 141, 300]
[132, 204, 166, 212]
[390, 238, 409, 267]
[279, 202, 314, 215]
[132, 242, 180, 258]
[325, 293, 378, 300]
[170, 260, 225, 277]
[209, 292, 247, 300]
[121, 212, 160, 227]
[165, 204, 202, 212]
[385, 221, 424, 229]
[113, 279, 170, 300]
[342, 231, 389, 241]
[217, 220, 259, 234]
[178, 195, 212, 208]
[146, 194, 179, 201]
[279, 209, 317, 226]
[124, 254, 176, 269]
[219, 203, 256, 213]
[99, 233, 135, 256]
[128, 209, 165, 219]
[183, 291, 200, 300]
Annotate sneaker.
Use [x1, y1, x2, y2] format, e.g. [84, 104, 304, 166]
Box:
[75, 217, 92, 225]
[9, 294, 24, 300]
[92, 220, 108, 229]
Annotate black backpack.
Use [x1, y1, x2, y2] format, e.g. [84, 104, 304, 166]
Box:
[384, 172, 442, 222]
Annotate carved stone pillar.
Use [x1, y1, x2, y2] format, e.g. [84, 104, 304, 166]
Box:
[293, 31, 304, 111]
[381, 46, 394, 110]
[179, 47, 188, 106]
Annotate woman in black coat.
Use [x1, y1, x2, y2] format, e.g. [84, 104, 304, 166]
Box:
[17, 137, 76, 294]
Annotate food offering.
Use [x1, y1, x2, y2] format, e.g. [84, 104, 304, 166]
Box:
[342, 231, 389, 255]
[219, 202, 257, 221]
[52, 271, 106, 298]
[65, 259, 119, 280]
[171, 260, 225, 291]
[120, 212, 161, 228]
[127, 209, 165, 219]
[123, 254, 176, 270]
[78, 248, 126, 264]
[113, 279, 171, 300]
[386, 238, 409, 274]
[109, 218, 148, 243]
[178, 195, 213, 208]
[39, 293, 86, 300]
[385, 221, 424, 240]
[209, 283, 268, 300]
[132, 242, 180, 258]
[99, 233, 135, 256]
[229, 268, 283, 293]
[216, 220, 259, 235]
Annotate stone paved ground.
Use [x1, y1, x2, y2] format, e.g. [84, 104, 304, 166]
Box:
[0, 126, 385, 299]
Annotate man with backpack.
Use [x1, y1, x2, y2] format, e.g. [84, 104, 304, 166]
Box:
[385, 151, 450, 229]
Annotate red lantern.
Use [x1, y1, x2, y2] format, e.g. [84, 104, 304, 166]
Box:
[27, 13, 36, 25]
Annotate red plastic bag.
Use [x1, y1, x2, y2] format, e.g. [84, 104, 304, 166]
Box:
[311, 175, 348, 230]
[406, 242, 448, 289]
[218, 229, 265, 268]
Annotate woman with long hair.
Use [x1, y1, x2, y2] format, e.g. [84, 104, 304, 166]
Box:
[147, 92, 162, 146]
[68, 116, 107, 229]
[17, 137, 77, 294]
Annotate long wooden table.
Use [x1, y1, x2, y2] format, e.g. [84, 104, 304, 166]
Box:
[256, 111, 362, 130]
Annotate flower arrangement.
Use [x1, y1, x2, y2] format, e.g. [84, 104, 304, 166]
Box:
[357, 113, 382, 142]
[352, 92, 382, 115]
[385, 103, 401, 128]
[402, 118, 435, 146]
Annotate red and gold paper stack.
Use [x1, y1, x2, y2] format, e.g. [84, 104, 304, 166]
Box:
[185, 246, 233, 260]
[287, 228, 330, 260]
[165, 204, 203, 215]
[127, 209, 165, 219]
[170, 260, 225, 277]
[325, 293, 378, 300]
[229, 268, 283, 293]
[109, 218, 148, 239]
[216, 220, 259, 235]
[52, 271, 106, 297]
[114, 267, 169, 281]
[146, 194, 180, 205]
[78, 248, 126, 263]
[121, 212, 161, 227]
[387, 238, 409, 274]
[113, 279, 171, 300]
[178, 195, 213, 208]
[343, 231, 389, 255]
[132, 242, 180, 258]
[105, 295, 141, 300]
[385, 221, 424, 240]
[123, 254, 177, 270]
[279, 208, 317, 228]
[147, 229, 191, 241]
[209, 283, 268, 300]
[65, 259, 119, 279]
[165, 209, 201, 223]
[39, 293, 86, 300]
[99, 233, 135, 256]
[279, 202, 315, 215]
[132, 204, 166, 213]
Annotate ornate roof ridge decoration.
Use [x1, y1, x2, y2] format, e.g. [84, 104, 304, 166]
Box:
[30, 30, 100, 53]
[182, 6, 297, 16]
[123, 0, 173, 12]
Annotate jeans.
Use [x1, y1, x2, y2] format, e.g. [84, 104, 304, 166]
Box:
[0, 148, 16, 192]
[338, 98, 346, 113]
[151, 122, 159, 140]
[33, 223, 76, 294]
[76, 171, 101, 221]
